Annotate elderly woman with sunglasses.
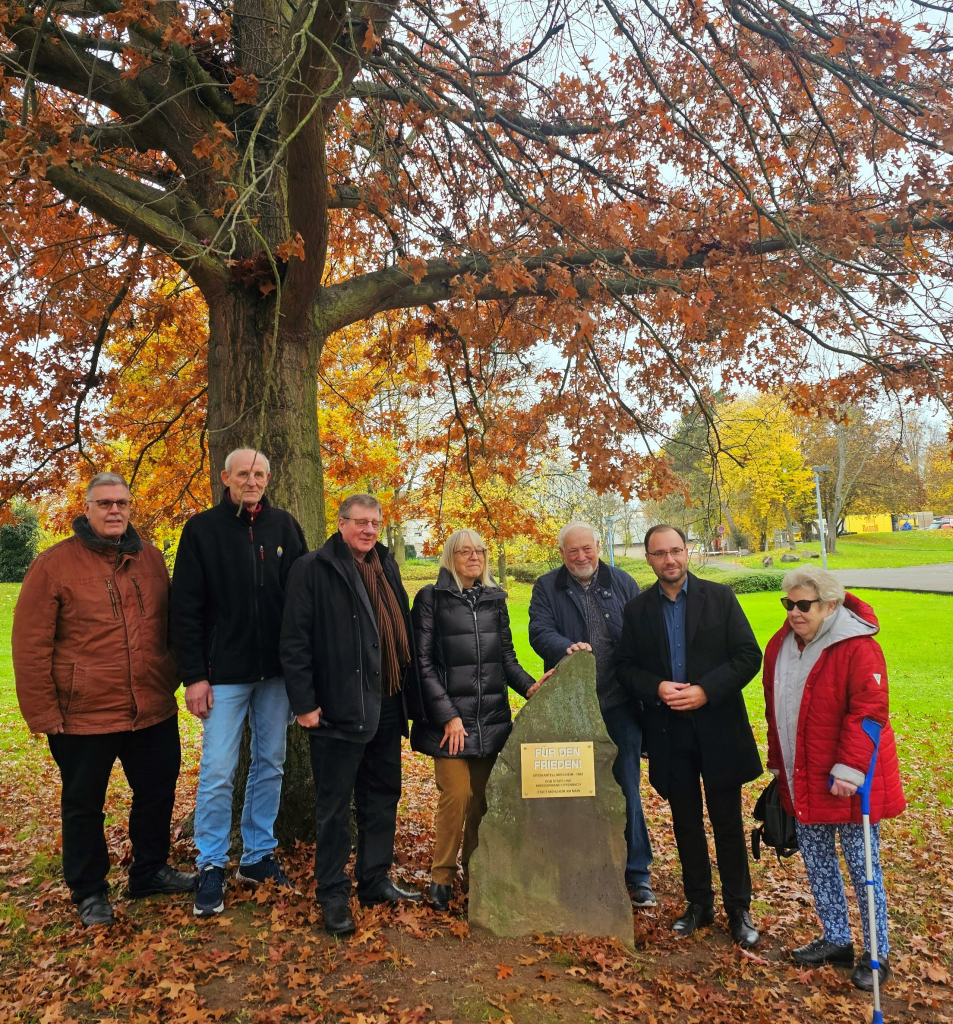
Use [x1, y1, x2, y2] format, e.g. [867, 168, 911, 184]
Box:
[762, 565, 904, 992]
[410, 530, 551, 911]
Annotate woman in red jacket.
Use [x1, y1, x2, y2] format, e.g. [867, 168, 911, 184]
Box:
[763, 566, 904, 993]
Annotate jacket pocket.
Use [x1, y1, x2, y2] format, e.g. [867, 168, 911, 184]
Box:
[65, 664, 91, 714]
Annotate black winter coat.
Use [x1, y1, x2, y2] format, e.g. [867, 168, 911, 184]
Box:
[280, 533, 424, 742]
[410, 569, 535, 758]
[171, 493, 308, 686]
[615, 574, 763, 797]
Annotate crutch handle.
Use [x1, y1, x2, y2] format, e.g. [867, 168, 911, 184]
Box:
[857, 718, 882, 817]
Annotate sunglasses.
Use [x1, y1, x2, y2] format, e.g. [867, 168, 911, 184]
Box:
[780, 597, 822, 613]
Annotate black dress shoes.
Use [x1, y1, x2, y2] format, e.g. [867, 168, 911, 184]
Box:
[428, 883, 452, 912]
[852, 952, 890, 991]
[792, 937, 855, 967]
[77, 893, 116, 928]
[127, 864, 199, 898]
[358, 880, 424, 907]
[321, 899, 356, 936]
[727, 909, 760, 948]
[672, 902, 715, 937]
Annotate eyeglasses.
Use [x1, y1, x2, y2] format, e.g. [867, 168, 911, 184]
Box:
[647, 547, 685, 558]
[343, 517, 383, 531]
[455, 547, 487, 558]
[91, 499, 131, 510]
[781, 597, 823, 612]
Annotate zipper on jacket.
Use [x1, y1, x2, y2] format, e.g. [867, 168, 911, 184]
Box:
[106, 580, 118, 618]
[249, 525, 264, 680]
[133, 578, 145, 614]
[259, 546, 265, 587]
[472, 604, 484, 755]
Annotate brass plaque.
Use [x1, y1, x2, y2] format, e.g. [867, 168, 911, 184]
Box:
[520, 742, 596, 799]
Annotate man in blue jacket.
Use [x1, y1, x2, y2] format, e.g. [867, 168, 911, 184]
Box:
[528, 522, 653, 906]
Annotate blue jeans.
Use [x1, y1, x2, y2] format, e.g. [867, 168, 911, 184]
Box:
[603, 700, 653, 889]
[194, 678, 291, 868]
[795, 820, 890, 955]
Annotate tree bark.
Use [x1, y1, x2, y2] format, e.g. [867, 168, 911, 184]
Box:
[200, 285, 328, 849]
[205, 287, 327, 546]
[782, 503, 798, 550]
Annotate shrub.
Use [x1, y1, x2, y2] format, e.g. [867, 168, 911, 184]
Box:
[507, 562, 551, 584]
[725, 570, 785, 593]
[0, 501, 39, 582]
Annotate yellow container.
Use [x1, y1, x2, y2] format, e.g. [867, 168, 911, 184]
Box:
[843, 514, 893, 534]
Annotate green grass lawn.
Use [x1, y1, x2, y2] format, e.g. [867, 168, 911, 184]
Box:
[3, 579, 950, 804]
[5, 581, 948, 717]
[734, 529, 953, 570]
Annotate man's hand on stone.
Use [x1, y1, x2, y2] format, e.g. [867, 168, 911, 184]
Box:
[440, 717, 468, 756]
[185, 680, 214, 719]
[526, 669, 554, 698]
[659, 681, 708, 710]
[296, 708, 322, 729]
[566, 642, 593, 655]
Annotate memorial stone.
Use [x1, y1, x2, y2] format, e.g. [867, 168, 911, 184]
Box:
[469, 651, 633, 948]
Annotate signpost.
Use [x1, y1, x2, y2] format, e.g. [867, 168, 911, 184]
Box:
[812, 465, 831, 569]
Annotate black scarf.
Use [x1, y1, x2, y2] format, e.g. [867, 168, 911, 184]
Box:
[72, 515, 143, 560]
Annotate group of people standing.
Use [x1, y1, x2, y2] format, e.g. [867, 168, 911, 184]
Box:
[12, 448, 903, 995]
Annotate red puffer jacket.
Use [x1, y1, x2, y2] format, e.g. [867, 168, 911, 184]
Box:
[763, 593, 905, 826]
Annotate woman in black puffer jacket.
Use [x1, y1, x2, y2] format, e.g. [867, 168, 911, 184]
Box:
[411, 529, 549, 910]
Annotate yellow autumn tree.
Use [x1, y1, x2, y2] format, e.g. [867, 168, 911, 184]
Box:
[716, 396, 814, 551]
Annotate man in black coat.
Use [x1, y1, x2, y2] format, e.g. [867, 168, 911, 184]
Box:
[171, 448, 308, 918]
[280, 494, 425, 935]
[616, 525, 763, 948]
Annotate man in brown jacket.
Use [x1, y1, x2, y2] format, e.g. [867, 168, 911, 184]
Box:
[12, 473, 197, 927]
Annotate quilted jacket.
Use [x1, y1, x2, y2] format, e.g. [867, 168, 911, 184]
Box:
[763, 592, 905, 826]
[410, 568, 534, 758]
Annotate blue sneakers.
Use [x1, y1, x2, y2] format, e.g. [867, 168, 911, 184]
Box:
[193, 865, 226, 917]
[235, 854, 291, 889]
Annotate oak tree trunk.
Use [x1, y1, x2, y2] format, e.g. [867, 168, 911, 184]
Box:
[201, 286, 331, 850]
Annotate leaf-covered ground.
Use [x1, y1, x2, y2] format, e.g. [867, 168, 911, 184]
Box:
[1, 707, 951, 1024]
[2, 583, 952, 1023]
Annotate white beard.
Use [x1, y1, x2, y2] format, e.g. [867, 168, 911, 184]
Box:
[568, 562, 597, 581]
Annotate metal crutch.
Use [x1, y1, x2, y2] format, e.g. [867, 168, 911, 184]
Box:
[858, 718, 884, 1024]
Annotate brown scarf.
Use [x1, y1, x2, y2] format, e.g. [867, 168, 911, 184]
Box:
[354, 547, 410, 696]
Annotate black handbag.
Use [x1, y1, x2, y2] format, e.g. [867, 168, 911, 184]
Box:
[751, 777, 799, 861]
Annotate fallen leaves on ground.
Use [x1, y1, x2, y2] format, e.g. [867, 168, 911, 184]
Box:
[0, 709, 950, 1024]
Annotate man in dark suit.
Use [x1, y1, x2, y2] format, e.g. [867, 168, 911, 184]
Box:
[616, 525, 763, 947]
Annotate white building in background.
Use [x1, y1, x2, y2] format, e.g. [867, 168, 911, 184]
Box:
[393, 519, 433, 558]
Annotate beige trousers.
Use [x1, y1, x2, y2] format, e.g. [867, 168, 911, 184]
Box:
[431, 754, 497, 886]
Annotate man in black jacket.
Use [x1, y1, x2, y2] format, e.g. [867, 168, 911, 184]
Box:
[616, 525, 763, 948]
[171, 449, 307, 918]
[281, 494, 425, 936]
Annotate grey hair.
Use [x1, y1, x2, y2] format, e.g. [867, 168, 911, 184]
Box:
[439, 529, 499, 590]
[338, 493, 382, 520]
[782, 565, 845, 605]
[558, 521, 601, 550]
[85, 473, 129, 498]
[224, 448, 271, 474]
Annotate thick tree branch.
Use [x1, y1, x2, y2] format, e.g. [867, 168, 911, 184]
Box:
[318, 208, 953, 332]
[43, 161, 228, 289]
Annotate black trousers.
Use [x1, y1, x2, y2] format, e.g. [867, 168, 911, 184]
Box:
[308, 695, 403, 903]
[667, 714, 751, 913]
[47, 715, 181, 902]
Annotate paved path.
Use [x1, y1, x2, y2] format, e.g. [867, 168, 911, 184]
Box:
[832, 563, 953, 594]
